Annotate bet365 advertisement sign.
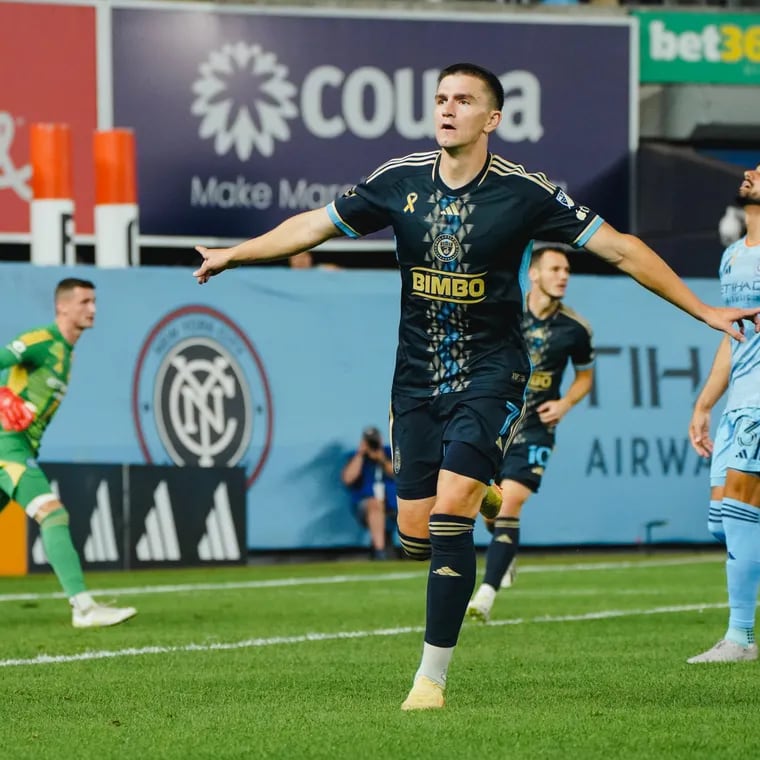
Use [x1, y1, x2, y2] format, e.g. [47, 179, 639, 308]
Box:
[637, 11, 760, 84]
[112, 6, 634, 239]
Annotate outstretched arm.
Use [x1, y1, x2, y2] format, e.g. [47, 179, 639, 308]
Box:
[0, 349, 17, 370]
[585, 223, 760, 341]
[193, 207, 343, 284]
[688, 336, 730, 458]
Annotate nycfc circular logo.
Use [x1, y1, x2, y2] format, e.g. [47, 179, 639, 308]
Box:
[432, 234, 461, 263]
[132, 306, 273, 487]
[155, 337, 250, 468]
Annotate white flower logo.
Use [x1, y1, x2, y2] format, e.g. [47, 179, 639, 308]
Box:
[191, 43, 298, 161]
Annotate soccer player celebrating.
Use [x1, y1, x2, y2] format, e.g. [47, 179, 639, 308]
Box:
[0, 278, 137, 628]
[193, 63, 760, 708]
[467, 246, 594, 622]
[687, 163, 760, 663]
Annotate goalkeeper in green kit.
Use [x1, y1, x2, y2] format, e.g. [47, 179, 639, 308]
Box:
[0, 278, 136, 628]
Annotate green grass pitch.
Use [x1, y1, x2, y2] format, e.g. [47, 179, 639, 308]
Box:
[2, 551, 759, 759]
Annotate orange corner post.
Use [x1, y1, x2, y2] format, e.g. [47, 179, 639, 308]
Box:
[93, 129, 137, 205]
[93, 129, 139, 267]
[30, 123, 73, 200]
[29, 123, 75, 266]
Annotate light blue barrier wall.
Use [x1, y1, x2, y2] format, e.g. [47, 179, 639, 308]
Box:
[0, 262, 724, 549]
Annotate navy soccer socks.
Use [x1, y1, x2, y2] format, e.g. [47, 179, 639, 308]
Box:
[483, 516, 520, 590]
[425, 514, 476, 648]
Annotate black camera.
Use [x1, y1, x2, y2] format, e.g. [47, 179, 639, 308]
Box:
[363, 426, 382, 451]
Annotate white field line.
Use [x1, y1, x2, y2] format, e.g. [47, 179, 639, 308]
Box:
[497, 587, 717, 598]
[0, 601, 727, 669]
[0, 555, 722, 604]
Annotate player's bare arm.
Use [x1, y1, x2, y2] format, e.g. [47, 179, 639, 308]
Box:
[688, 335, 731, 458]
[537, 367, 594, 426]
[585, 223, 760, 341]
[193, 207, 342, 284]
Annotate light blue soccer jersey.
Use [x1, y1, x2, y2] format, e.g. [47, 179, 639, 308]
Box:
[720, 237, 760, 411]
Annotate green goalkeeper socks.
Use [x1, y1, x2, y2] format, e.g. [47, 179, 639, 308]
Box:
[39, 508, 87, 598]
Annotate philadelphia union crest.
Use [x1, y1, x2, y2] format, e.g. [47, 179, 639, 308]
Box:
[132, 306, 273, 487]
[432, 233, 461, 263]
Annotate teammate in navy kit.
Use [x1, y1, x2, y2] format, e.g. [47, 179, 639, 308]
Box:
[467, 246, 594, 622]
[193, 64, 760, 709]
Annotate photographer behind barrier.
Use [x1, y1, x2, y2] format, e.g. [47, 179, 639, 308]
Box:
[341, 425, 397, 560]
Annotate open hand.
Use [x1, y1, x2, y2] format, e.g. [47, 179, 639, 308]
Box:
[193, 246, 235, 285]
[704, 305, 760, 341]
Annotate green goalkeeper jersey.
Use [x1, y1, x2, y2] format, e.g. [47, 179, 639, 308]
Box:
[0, 323, 73, 455]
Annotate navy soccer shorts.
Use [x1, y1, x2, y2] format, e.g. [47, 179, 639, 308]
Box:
[390, 391, 525, 500]
[499, 423, 556, 493]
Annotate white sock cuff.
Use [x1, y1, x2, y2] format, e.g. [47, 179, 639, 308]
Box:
[70, 591, 95, 610]
[416, 642, 454, 687]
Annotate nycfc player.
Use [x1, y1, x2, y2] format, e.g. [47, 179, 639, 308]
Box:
[688, 163, 760, 663]
[467, 246, 594, 622]
[193, 63, 760, 709]
[0, 278, 136, 628]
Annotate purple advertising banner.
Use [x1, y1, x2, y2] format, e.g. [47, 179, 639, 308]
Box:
[112, 7, 634, 243]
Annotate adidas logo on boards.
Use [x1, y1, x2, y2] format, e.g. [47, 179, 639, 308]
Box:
[136, 481, 181, 561]
[84, 480, 119, 562]
[197, 482, 241, 561]
[31, 479, 119, 564]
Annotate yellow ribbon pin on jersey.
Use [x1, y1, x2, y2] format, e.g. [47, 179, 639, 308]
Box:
[403, 193, 418, 213]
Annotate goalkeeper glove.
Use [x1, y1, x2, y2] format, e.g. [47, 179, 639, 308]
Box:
[0, 387, 35, 432]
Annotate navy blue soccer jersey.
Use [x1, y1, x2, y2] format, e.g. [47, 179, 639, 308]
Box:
[328, 150, 602, 398]
[521, 302, 594, 426]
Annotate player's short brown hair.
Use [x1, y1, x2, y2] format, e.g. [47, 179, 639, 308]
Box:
[437, 63, 504, 111]
[530, 246, 570, 268]
[55, 278, 95, 301]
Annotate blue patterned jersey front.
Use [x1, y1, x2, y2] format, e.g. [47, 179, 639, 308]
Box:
[720, 236, 760, 411]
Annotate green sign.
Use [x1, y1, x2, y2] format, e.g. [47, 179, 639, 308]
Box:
[636, 11, 760, 84]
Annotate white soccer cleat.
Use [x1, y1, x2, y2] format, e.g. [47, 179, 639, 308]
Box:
[466, 584, 496, 623]
[465, 599, 490, 623]
[687, 639, 758, 664]
[500, 559, 517, 590]
[72, 602, 138, 629]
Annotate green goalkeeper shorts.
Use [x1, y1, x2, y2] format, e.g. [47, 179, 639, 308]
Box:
[0, 433, 55, 517]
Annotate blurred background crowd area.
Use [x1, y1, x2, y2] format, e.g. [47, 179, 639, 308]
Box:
[2, 0, 758, 556]
[2, 0, 758, 276]
[199, 0, 760, 8]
